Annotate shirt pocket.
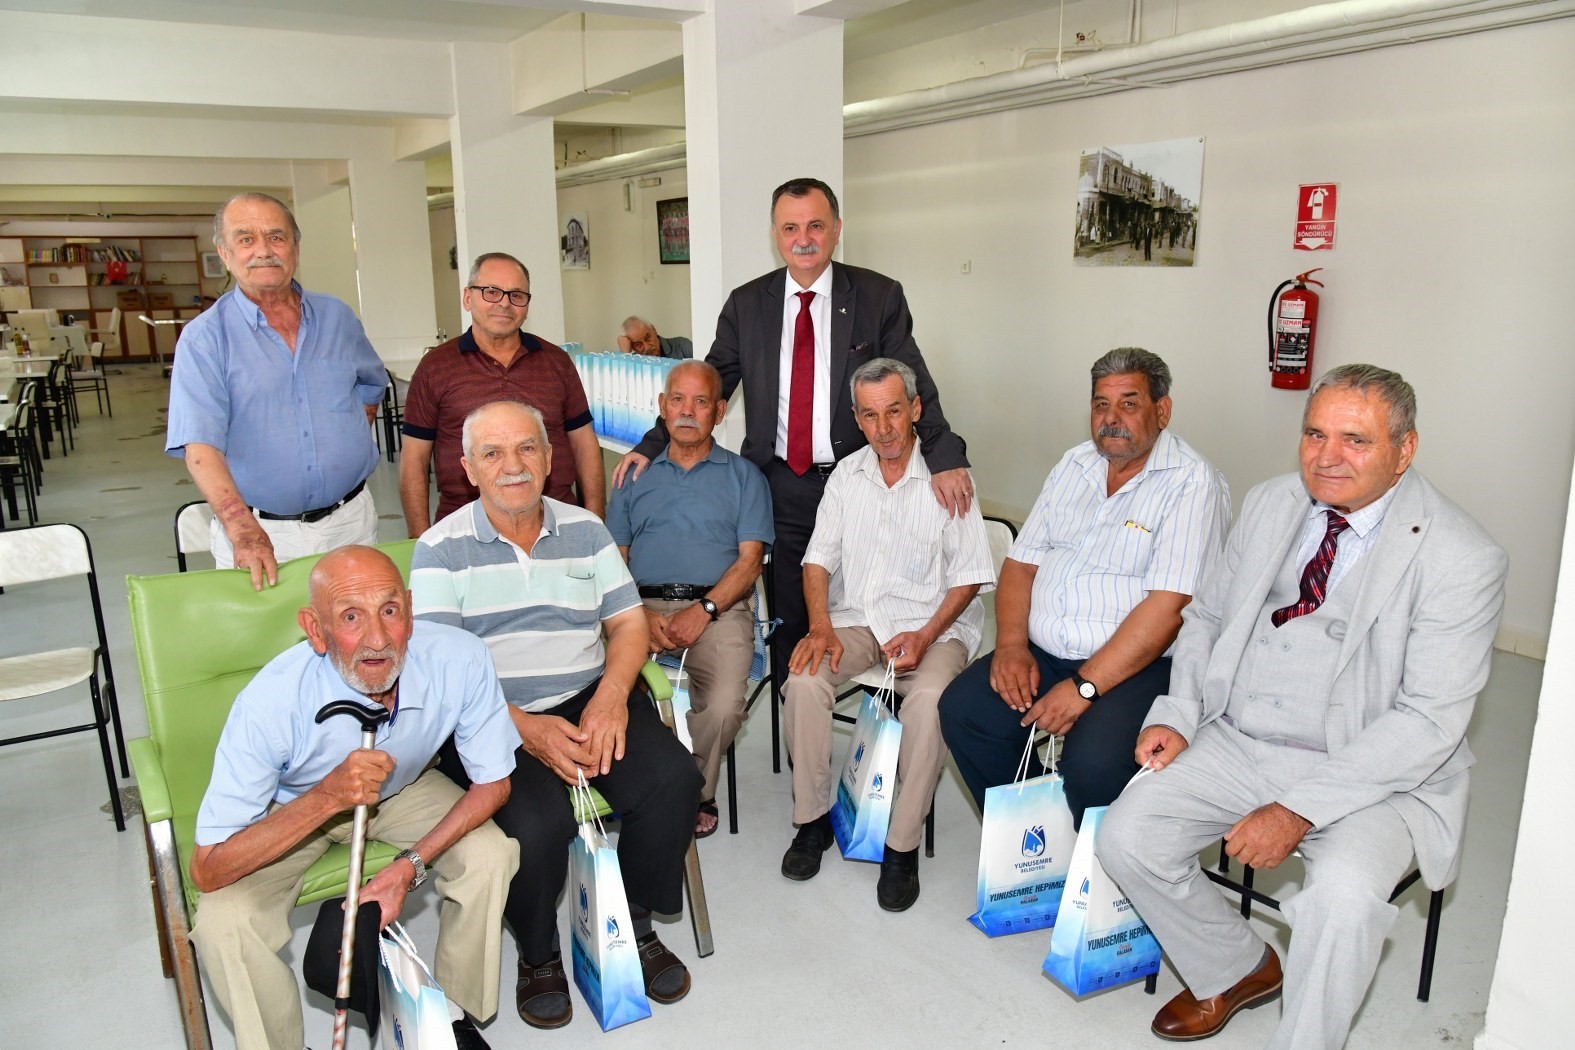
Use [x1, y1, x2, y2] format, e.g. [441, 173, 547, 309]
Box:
[1081, 520, 1155, 578]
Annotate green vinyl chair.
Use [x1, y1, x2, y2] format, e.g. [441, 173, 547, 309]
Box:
[126, 540, 710, 1050]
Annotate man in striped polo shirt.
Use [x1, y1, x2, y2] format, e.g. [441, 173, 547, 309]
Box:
[411, 399, 701, 1032]
[938, 348, 1230, 828]
[780, 358, 996, 912]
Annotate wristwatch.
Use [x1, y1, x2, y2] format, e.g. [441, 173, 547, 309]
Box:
[395, 848, 429, 891]
[698, 597, 720, 621]
[1071, 672, 1100, 702]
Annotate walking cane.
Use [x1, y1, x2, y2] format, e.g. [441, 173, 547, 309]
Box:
[315, 699, 392, 1050]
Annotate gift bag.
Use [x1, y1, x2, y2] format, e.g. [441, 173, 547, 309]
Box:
[1042, 769, 1161, 995]
[968, 730, 1077, 937]
[377, 921, 457, 1050]
[830, 661, 903, 863]
[668, 649, 696, 753]
[569, 774, 653, 1032]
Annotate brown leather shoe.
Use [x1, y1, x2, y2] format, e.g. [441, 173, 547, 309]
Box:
[1151, 946, 1283, 1041]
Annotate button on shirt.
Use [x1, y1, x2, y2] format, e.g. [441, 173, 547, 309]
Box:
[605, 443, 774, 586]
[194, 620, 518, 847]
[775, 265, 835, 464]
[412, 498, 643, 712]
[803, 445, 996, 656]
[165, 282, 385, 516]
[1014, 429, 1230, 659]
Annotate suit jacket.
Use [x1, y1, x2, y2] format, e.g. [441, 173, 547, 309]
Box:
[1146, 470, 1507, 887]
[634, 263, 968, 471]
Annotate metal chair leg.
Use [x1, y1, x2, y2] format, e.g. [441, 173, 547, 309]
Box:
[725, 741, 739, 835]
[682, 838, 714, 959]
[148, 819, 214, 1050]
[1417, 889, 1444, 1002]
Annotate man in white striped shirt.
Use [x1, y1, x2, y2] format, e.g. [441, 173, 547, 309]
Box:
[780, 358, 996, 912]
[939, 348, 1229, 828]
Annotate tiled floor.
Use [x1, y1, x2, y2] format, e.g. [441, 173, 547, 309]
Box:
[0, 365, 1540, 1048]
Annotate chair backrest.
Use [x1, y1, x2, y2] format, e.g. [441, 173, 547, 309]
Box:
[983, 515, 1019, 577]
[173, 500, 215, 570]
[0, 522, 92, 587]
[106, 307, 122, 337]
[88, 340, 105, 364]
[12, 309, 58, 344]
[127, 539, 418, 828]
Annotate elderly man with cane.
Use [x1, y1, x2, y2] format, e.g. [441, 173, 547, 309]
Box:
[188, 546, 519, 1050]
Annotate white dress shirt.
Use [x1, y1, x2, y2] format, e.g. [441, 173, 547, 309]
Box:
[775, 264, 836, 464]
[803, 444, 996, 656]
[1286, 477, 1403, 596]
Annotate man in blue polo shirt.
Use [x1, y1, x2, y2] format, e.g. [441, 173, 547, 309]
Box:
[606, 360, 773, 837]
[412, 400, 702, 1032]
[168, 192, 387, 591]
[188, 545, 519, 1050]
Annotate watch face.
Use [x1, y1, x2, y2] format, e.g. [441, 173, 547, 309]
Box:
[1077, 680, 1096, 699]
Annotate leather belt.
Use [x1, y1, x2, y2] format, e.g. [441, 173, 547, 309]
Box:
[254, 479, 366, 524]
[774, 457, 836, 476]
[639, 583, 716, 600]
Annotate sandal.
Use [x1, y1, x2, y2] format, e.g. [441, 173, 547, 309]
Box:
[695, 799, 720, 839]
[637, 933, 692, 1004]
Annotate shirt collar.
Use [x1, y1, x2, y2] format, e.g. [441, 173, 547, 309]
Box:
[853, 442, 928, 488]
[458, 327, 540, 355]
[467, 497, 558, 543]
[652, 441, 728, 470]
[1307, 475, 1403, 539]
[229, 280, 310, 331]
[785, 264, 834, 304]
[1074, 428, 1180, 489]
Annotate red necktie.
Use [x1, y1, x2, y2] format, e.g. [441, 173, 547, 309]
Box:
[1271, 510, 1351, 627]
[786, 290, 815, 475]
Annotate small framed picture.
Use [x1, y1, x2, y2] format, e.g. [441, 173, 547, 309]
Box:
[201, 252, 226, 279]
[657, 197, 689, 265]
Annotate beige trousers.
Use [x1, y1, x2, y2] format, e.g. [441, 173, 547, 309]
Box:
[646, 596, 756, 801]
[782, 626, 968, 852]
[189, 768, 518, 1050]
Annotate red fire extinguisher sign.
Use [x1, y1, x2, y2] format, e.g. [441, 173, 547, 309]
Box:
[1294, 183, 1338, 251]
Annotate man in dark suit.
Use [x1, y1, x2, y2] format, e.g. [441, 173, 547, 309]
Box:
[614, 177, 973, 678]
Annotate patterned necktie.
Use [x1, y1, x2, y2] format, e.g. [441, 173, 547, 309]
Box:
[785, 290, 815, 475]
[1271, 510, 1351, 627]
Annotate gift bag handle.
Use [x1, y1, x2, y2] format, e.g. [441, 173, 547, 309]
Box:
[675, 647, 689, 692]
[574, 768, 610, 838]
[875, 657, 898, 712]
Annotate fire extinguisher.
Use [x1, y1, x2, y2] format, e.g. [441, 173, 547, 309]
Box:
[1267, 268, 1323, 390]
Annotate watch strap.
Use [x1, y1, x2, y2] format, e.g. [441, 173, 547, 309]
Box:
[395, 847, 428, 890]
[1072, 672, 1100, 702]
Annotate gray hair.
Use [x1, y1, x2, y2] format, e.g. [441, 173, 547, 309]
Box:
[850, 357, 918, 402]
[461, 400, 548, 460]
[622, 315, 651, 334]
[213, 192, 300, 248]
[467, 252, 530, 288]
[1307, 364, 1417, 445]
[1090, 347, 1172, 401]
[666, 359, 722, 400]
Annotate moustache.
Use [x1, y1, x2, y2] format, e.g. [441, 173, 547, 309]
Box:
[497, 471, 536, 487]
[246, 258, 282, 269]
[790, 244, 820, 256]
[673, 415, 700, 429]
[1097, 425, 1134, 440]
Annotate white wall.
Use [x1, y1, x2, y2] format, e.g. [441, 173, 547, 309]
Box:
[841, 19, 1575, 654]
[429, 205, 463, 341]
[557, 167, 692, 350]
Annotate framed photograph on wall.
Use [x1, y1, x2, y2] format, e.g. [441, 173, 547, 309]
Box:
[1073, 136, 1204, 267]
[201, 252, 226, 279]
[561, 213, 590, 270]
[657, 197, 689, 265]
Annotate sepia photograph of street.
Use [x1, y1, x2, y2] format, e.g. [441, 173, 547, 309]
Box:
[1074, 136, 1203, 267]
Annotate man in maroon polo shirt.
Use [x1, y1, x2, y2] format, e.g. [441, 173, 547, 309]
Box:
[400, 252, 606, 534]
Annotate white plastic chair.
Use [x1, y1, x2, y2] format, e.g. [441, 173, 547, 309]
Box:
[172, 500, 214, 572]
[0, 522, 127, 830]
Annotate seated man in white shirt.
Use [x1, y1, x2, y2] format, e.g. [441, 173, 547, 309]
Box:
[779, 358, 996, 911]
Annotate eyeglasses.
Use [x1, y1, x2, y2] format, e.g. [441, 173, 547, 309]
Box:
[468, 285, 532, 308]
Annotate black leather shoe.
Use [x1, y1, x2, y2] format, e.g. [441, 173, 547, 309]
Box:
[781, 814, 835, 881]
[451, 1016, 492, 1050]
[876, 846, 920, 912]
[516, 956, 572, 1029]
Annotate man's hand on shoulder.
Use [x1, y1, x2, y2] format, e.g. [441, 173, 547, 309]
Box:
[1133, 725, 1188, 770]
[930, 467, 974, 518]
[790, 622, 843, 677]
[989, 643, 1041, 712]
[317, 749, 396, 810]
[612, 451, 650, 489]
[1224, 802, 1312, 869]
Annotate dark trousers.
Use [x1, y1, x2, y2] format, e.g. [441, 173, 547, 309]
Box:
[937, 642, 1172, 828]
[438, 676, 702, 963]
[764, 458, 832, 688]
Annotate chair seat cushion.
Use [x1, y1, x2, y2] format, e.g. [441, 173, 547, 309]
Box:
[0, 646, 94, 701]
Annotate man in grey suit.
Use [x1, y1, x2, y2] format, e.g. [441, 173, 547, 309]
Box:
[1099, 364, 1507, 1049]
[614, 177, 973, 679]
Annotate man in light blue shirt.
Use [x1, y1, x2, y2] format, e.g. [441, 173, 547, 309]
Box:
[939, 348, 1230, 827]
[167, 192, 387, 590]
[189, 546, 518, 1050]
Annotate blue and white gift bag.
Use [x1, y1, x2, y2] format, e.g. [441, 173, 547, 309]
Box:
[569, 775, 652, 1032]
[968, 730, 1077, 937]
[378, 922, 457, 1050]
[1042, 772, 1161, 995]
[668, 650, 695, 753]
[830, 662, 902, 863]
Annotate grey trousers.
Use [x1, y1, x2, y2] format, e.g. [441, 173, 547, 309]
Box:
[1098, 721, 1415, 1050]
[783, 626, 967, 853]
[190, 769, 518, 1050]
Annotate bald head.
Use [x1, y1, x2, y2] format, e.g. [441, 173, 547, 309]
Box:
[300, 545, 411, 700]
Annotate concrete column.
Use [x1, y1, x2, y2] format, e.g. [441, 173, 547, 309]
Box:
[289, 161, 360, 314]
[450, 40, 565, 342]
[345, 154, 437, 351]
